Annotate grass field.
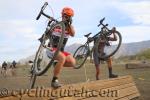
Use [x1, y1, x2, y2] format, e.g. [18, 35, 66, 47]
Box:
[0, 61, 150, 100]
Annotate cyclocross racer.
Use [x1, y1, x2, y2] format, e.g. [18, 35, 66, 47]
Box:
[46, 7, 76, 88]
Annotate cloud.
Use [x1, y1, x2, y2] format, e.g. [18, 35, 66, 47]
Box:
[118, 25, 150, 43]
[66, 37, 87, 46]
[0, 20, 40, 40]
[0, 45, 17, 54]
[1, 0, 150, 63]
[0, 41, 39, 65]
[0, 19, 41, 63]
[114, 1, 150, 25]
[0, 0, 40, 20]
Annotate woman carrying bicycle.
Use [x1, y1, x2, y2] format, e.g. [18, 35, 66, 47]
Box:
[46, 7, 76, 88]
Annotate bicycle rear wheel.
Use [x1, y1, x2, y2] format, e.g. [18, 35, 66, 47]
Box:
[73, 45, 89, 69]
[94, 31, 122, 60]
[33, 22, 65, 76]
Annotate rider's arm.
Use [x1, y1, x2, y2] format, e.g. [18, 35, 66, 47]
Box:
[68, 25, 75, 37]
[108, 33, 117, 41]
[108, 27, 117, 41]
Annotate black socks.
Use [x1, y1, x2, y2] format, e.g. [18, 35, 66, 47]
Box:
[108, 67, 112, 76]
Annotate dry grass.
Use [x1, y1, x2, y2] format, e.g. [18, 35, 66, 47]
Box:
[0, 61, 150, 100]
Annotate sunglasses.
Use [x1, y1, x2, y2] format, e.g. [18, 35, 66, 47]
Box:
[63, 14, 71, 19]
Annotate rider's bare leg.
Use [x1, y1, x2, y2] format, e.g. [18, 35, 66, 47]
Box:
[95, 64, 100, 80]
[53, 52, 66, 77]
[63, 55, 76, 67]
[51, 51, 66, 88]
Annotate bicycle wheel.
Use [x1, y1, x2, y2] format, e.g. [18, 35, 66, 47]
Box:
[29, 67, 37, 89]
[33, 22, 65, 76]
[73, 45, 90, 69]
[94, 31, 122, 60]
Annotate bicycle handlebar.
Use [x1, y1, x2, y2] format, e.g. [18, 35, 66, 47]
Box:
[98, 17, 105, 27]
[36, 2, 48, 20]
[36, 2, 58, 23]
[98, 17, 110, 31]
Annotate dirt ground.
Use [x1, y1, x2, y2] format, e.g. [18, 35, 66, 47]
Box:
[0, 61, 150, 100]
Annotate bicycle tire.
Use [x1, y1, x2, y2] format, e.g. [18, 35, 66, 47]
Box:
[94, 31, 122, 60]
[73, 45, 90, 69]
[33, 22, 65, 76]
[29, 71, 37, 89]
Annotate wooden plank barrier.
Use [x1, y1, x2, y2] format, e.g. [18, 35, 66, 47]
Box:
[125, 63, 150, 69]
[0, 75, 140, 100]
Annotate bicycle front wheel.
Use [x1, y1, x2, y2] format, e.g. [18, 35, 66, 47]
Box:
[29, 68, 37, 89]
[33, 22, 65, 76]
[94, 31, 122, 60]
[73, 45, 90, 69]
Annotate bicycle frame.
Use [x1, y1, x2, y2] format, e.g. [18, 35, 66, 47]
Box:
[82, 29, 104, 58]
[76, 20, 114, 63]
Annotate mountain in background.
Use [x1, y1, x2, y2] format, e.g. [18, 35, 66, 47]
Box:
[65, 40, 150, 58]
[19, 40, 150, 64]
[114, 40, 150, 58]
[64, 43, 82, 54]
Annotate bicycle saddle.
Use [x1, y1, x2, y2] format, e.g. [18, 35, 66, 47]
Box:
[84, 33, 92, 37]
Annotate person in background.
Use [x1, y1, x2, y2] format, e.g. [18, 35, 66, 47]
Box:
[2, 61, 7, 71]
[89, 27, 118, 80]
[12, 60, 17, 68]
[1, 61, 8, 77]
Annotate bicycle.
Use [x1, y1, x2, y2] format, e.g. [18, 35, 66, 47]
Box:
[73, 17, 122, 69]
[29, 2, 66, 89]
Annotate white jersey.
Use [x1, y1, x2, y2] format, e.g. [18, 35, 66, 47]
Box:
[52, 28, 70, 38]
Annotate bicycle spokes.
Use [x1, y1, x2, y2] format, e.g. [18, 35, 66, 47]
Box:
[73, 45, 89, 69]
[33, 22, 65, 76]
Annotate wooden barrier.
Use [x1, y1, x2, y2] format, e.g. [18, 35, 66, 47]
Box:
[0, 75, 140, 100]
[125, 63, 150, 69]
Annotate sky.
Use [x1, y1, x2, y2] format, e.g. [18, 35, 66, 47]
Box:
[0, 0, 150, 64]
